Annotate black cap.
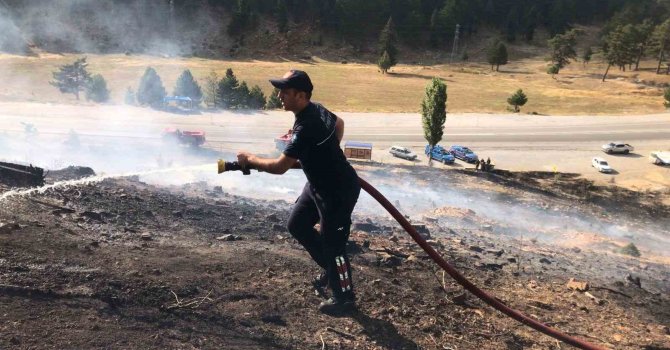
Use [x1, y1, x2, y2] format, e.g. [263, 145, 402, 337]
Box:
[269, 70, 313, 93]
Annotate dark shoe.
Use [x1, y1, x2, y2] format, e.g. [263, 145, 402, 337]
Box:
[311, 272, 328, 289]
[312, 272, 329, 298]
[318, 296, 356, 315]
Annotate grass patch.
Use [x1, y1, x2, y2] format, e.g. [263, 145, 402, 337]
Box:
[0, 53, 668, 114]
[619, 243, 641, 257]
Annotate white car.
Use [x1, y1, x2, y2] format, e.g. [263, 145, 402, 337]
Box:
[592, 157, 613, 173]
[601, 142, 634, 154]
[389, 146, 417, 160]
[650, 151, 670, 165]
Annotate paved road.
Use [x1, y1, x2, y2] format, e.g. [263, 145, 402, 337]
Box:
[0, 103, 669, 145]
[0, 102, 668, 190]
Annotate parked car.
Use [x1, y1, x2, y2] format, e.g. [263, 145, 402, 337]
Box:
[449, 145, 478, 163]
[425, 145, 455, 164]
[389, 146, 417, 160]
[650, 151, 670, 165]
[592, 157, 613, 173]
[601, 142, 634, 154]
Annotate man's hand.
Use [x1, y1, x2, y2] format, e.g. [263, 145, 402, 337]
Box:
[237, 151, 255, 169]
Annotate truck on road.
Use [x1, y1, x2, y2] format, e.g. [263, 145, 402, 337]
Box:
[162, 127, 206, 147]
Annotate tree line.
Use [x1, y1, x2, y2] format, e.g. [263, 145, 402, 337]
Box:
[211, 0, 669, 47]
[51, 58, 282, 110]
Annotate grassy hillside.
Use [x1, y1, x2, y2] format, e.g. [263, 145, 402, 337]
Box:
[0, 52, 668, 115]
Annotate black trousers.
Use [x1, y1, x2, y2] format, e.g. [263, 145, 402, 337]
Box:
[287, 182, 360, 299]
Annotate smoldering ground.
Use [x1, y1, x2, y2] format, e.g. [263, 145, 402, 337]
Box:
[2, 127, 668, 260]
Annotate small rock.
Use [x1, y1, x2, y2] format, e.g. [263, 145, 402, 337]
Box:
[260, 314, 286, 326]
[539, 257, 552, 264]
[469, 245, 484, 253]
[216, 234, 237, 241]
[451, 293, 467, 306]
[266, 213, 280, 222]
[507, 257, 517, 263]
[485, 249, 504, 257]
[0, 222, 20, 234]
[172, 211, 182, 218]
[426, 239, 442, 248]
[140, 232, 153, 241]
[626, 274, 641, 288]
[272, 224, 285, 232]
[378, 253, 402, 267]
[476, 262, 504, 270]
[389, 235, 399, 243]
[566, 278, 589, 292]
[81, 211, 105, 222]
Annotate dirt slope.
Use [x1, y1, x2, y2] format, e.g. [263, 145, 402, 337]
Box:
[1, 165, 669, 349]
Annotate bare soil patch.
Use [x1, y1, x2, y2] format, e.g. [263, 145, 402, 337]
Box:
[1, 162, 668, 349]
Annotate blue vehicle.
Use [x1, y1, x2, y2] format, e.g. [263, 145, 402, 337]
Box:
[425, 145, 455, 164]
[449, 145, 478, 163]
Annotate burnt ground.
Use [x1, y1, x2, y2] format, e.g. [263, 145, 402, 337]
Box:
[1, 164, 669, 350]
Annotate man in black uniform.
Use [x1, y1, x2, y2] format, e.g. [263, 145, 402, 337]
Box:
[236, 70, 360, 314]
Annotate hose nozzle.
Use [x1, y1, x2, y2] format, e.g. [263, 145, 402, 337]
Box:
[217, 160, 251, 175]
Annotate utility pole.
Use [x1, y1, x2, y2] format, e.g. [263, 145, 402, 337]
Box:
[450, 24, 460, 63]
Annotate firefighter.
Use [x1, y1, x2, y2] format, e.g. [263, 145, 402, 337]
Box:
[475, 159, 480, 171]
[236, 70, 360, 314]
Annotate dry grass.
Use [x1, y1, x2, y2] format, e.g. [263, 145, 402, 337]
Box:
[0, 52, 668, 114]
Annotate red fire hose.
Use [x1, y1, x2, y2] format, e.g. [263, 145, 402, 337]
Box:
[217, 161, 606, 349]
[358, 177, 606, 350]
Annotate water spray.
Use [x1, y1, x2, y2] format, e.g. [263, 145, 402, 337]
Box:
[216, 160, 606, 350]
[0, 163, 213, 202]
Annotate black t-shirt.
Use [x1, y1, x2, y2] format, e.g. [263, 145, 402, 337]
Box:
[283, 102, 358, 196]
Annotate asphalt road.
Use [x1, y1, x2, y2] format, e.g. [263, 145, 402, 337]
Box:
[0, 102, 668, 190]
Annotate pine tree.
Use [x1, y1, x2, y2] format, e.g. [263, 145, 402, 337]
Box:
[248, 85, 266, 109]
[276, 0, 288, 34]
[429, 8, 440, 48]
[50, 57, 91, 100]
[547, 29, 582, 74]
[487, 40, 508, 71]
[421, 78, 447, 165]
[507, 89, 528, 113]
[378, 50, 393, 74]
[632, 20, 654, 71]
[602, 25, 637, 81]
[664, 87, 670, 108]
[378, 17, 398, 69]
[203, 71, 219, 108]
[137, 67, 166, 107]
[173, 69, 203, 104]
[547, 64, 560, 79]
[237, 81, 251, 109]
[651, 19, 670, 74]
[217, 68, 240, 108]
[228, 0, 251, 36]
[85, 74, 110, 103]
[582, 47, 593, 66]
[266, 88, 282, 109]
